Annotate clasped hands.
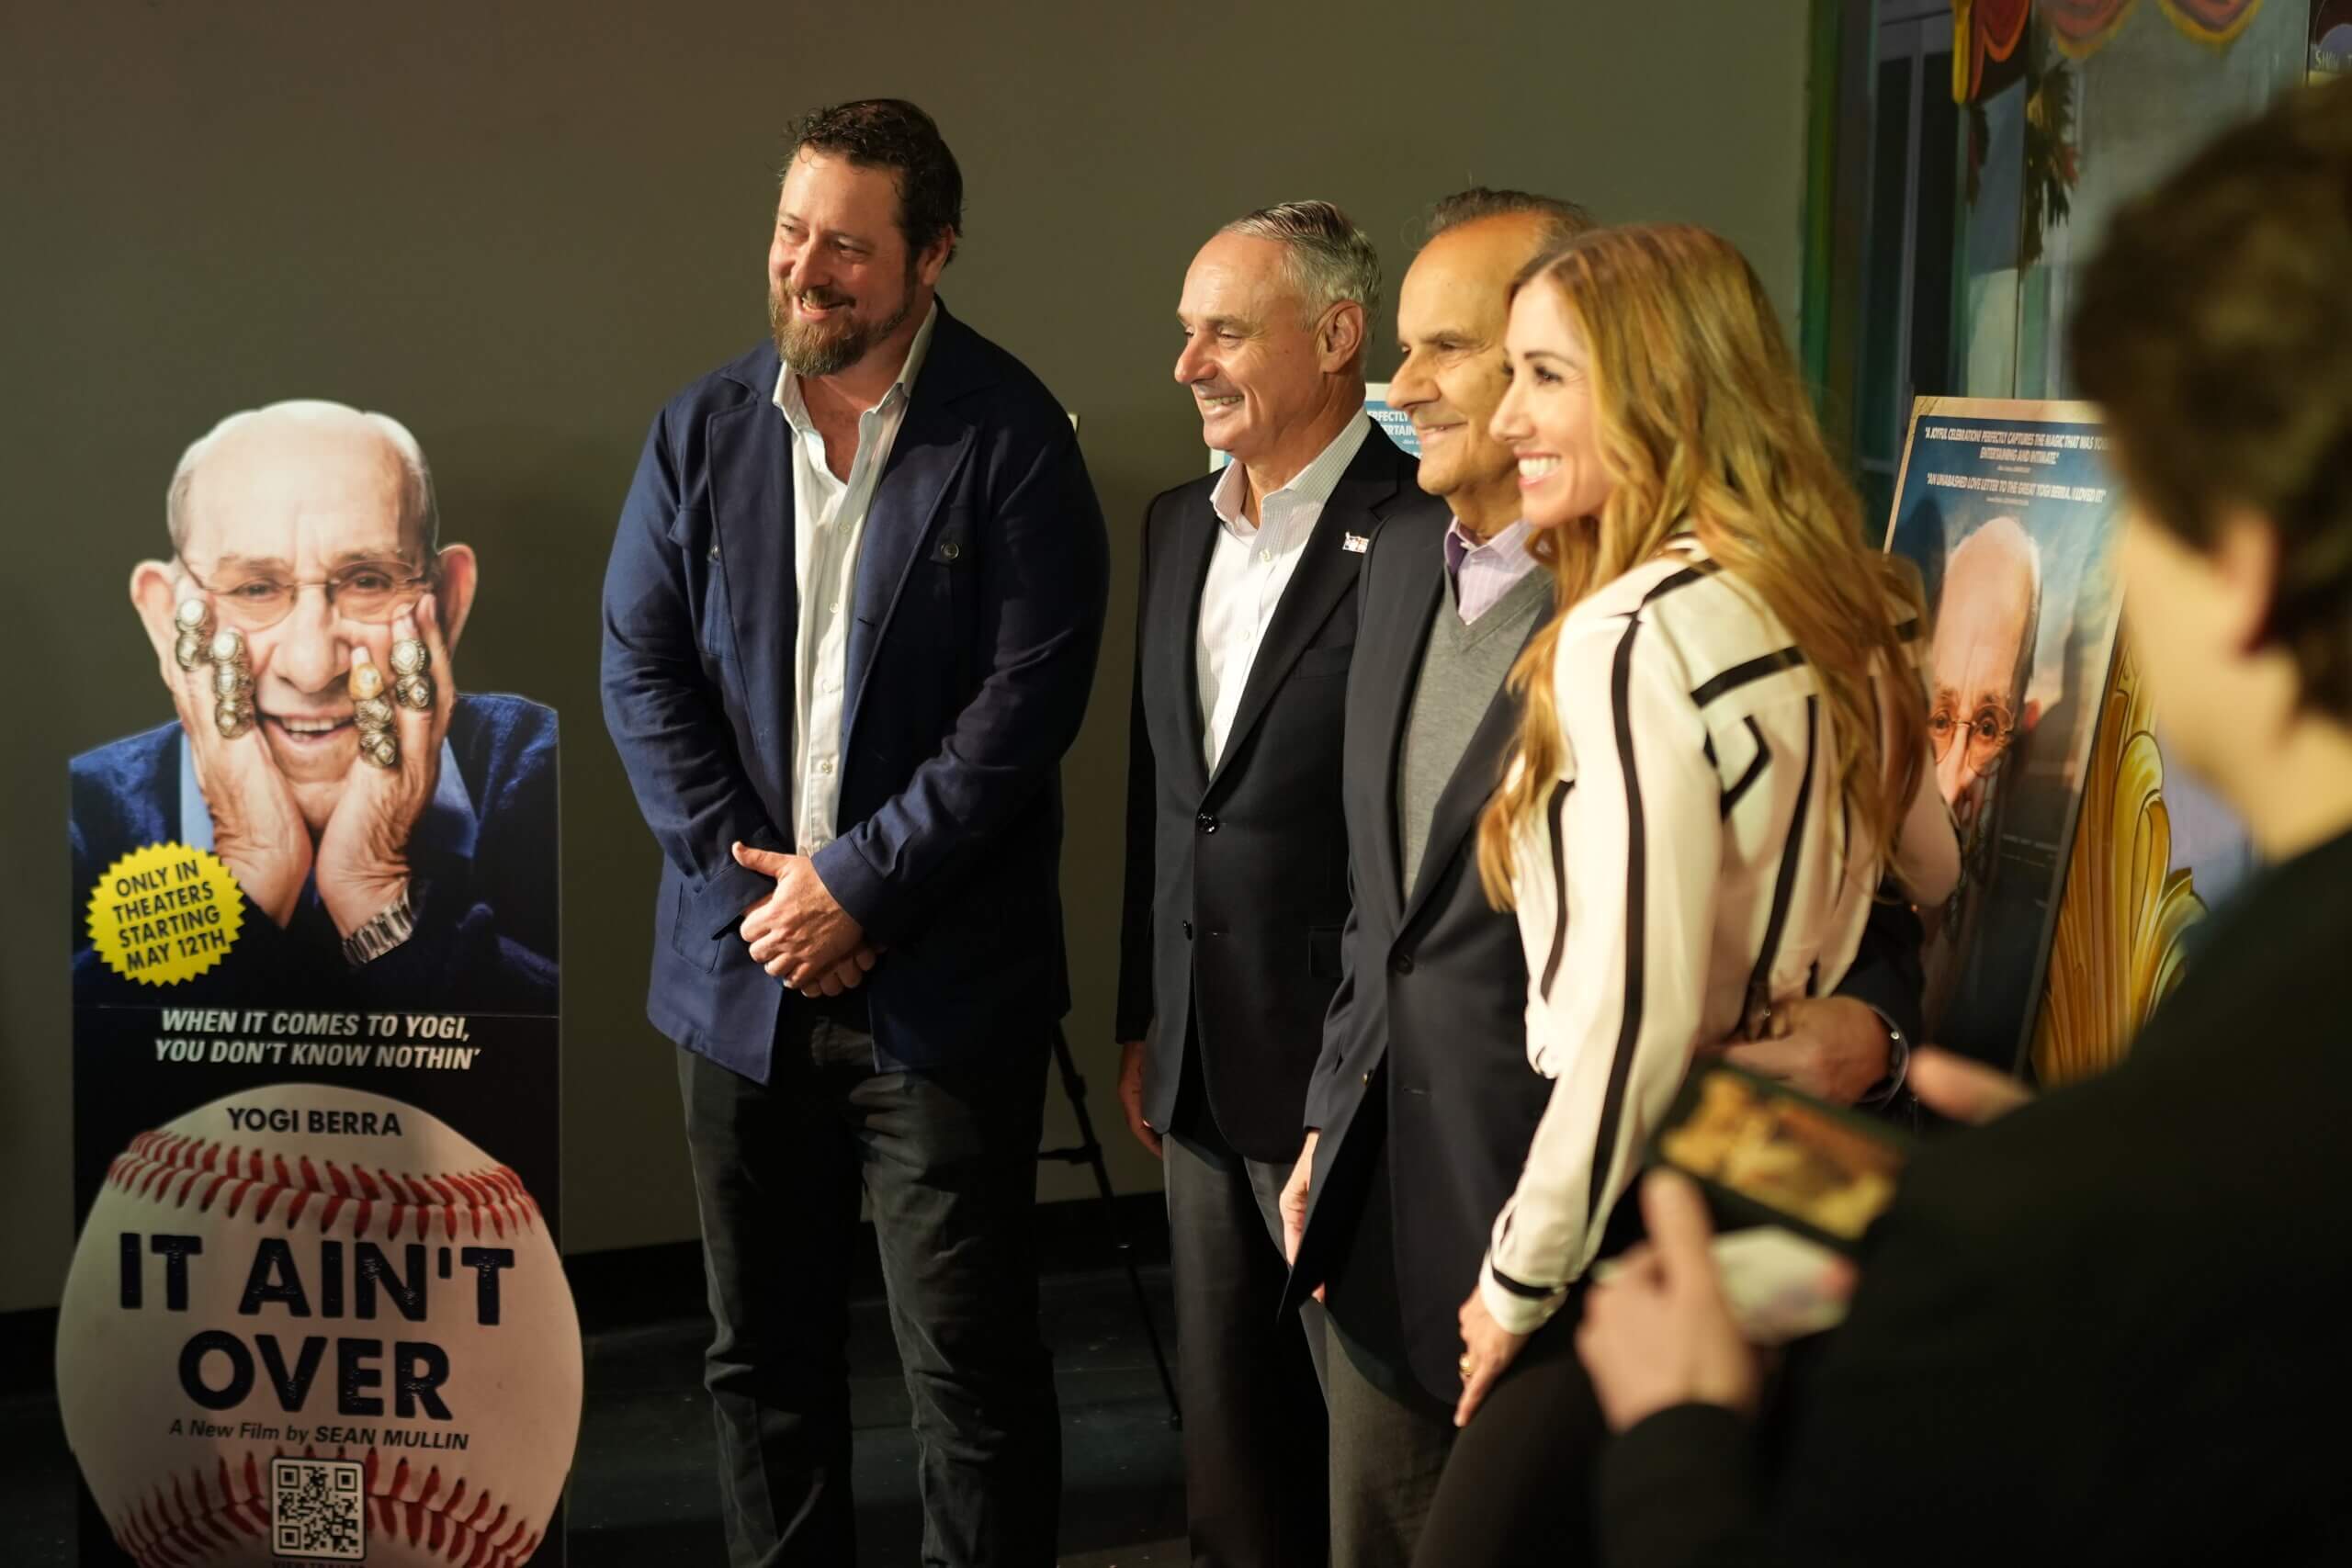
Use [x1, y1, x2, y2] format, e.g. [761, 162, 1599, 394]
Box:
[731, 841, 879, 997]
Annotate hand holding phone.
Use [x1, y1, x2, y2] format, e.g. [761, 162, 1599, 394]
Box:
[1618, 1063, 1907, 1343]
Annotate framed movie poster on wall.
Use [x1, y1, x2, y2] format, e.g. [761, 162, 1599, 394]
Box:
[1883, 396, 2125, 1071]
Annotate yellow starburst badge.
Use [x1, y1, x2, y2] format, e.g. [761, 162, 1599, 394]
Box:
[86, 843, 244, 986]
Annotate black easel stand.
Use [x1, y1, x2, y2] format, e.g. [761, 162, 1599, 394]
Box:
[1038, 1026, 1182, 1427]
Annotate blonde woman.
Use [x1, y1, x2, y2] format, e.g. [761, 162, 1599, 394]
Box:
[1425, 223, 1958, 1550]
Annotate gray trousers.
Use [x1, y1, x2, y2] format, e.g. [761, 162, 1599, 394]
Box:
[1325, 1303, 1606, 1568]
[1165, 1111, 1331, 1567]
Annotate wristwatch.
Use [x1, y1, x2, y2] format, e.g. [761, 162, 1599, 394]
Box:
[1863, 1006, 1914, 1110]
[342, 882, 418, 967]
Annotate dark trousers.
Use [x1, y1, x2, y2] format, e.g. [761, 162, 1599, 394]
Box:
[1325, 1316, 1453, 1568]
[678, 998, 1060, 1567]
[1410, 1305, 1606, 1567]
[1321, 1124, 1451, 1568]
[1166, 1128, 1336, 1561]
[1165, 1048, 1331, 1568]
[1322, 1124, 1608, 1568]
[1325, 1305, 1603, 1568]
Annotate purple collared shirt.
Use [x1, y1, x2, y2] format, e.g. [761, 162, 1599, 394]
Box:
[1444, 516, 1542, 624]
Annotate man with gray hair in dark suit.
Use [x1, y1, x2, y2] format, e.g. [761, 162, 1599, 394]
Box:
[1117, 198, 1430, 1566]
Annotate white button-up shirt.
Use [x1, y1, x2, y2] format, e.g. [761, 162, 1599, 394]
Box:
[1195, 410, 1372, 770]
[772, 300, 938, 853]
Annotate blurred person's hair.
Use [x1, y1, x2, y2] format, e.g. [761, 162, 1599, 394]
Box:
[2073, 75, 2352, 720]
[1477, 224, 1927, 905]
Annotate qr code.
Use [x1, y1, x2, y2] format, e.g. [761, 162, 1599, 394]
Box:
[271, 1457, 367, 1562]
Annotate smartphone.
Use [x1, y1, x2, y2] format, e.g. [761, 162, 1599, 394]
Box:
[1649, 1062, 1912, 1258]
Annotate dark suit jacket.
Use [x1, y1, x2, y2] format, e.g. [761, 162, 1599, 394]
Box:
[69, 695, 560, 1013]
[1285, 518, 1926, 1405]
[600, 302, 1108, 1081]
[1114, 429, 1430, 1163]
[1597, 824, 2352, 1568]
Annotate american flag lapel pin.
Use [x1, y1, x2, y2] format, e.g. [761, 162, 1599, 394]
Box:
[1341, 532, 1371, 554]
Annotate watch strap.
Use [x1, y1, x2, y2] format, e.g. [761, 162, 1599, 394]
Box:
[342, 882, 418, 967]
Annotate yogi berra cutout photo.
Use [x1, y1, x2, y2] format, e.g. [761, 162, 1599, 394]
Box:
[62, 400, 575, 1566]
[70, 400, 557, 1013]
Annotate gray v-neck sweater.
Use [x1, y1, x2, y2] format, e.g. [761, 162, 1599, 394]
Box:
[1396, 565, 1553, 899]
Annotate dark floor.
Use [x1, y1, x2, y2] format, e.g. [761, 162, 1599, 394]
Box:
[0, 1264, 1188, 1566]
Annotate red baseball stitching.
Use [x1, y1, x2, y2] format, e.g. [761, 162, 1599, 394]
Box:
[108, 1447, 544, 1567]
[104, 1131, 537, 1242]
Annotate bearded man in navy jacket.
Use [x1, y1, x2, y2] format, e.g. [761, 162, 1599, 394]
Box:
[600, 99, 1107, 1568]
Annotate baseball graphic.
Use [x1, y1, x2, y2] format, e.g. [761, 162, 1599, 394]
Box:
[55, 1087, 582, 1566]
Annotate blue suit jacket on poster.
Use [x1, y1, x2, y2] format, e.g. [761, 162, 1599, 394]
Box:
[600, 301, 1109, 1081]
[69, 694, 560, 1013]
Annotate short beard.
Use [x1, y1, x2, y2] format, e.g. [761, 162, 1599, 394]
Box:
[769, 268, 917, 378]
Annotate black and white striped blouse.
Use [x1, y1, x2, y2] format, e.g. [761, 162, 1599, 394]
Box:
[1480, 540, 1959, 1334]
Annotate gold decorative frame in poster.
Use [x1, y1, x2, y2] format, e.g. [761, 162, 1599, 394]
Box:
[2029, 630, 2260, 1086]
[2029, 639, 2204, 1084]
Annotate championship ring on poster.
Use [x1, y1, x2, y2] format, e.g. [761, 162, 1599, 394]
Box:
[213, 699, 254, 739]
[198, 626, 256, 738]
[53, 1087, 584, 1568]
[174, 599, 214, 671]
[390, 640, 434, 712]
[350, 654, 399, 767]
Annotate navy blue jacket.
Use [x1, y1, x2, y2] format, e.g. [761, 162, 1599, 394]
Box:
[600, 302, 1108, 1079]
[70, 694, 560, 1013]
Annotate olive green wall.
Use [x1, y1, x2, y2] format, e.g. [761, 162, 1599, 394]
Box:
[0, 0, 1813, 1311]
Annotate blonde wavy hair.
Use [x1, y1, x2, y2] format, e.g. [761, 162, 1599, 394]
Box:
[1476, 223, 1927, 907]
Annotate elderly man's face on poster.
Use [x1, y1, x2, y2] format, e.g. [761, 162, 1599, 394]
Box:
[1929, 515, 2041, 841]
[130, 405, 477, 832]
[1884, 403, 2130, 1064]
